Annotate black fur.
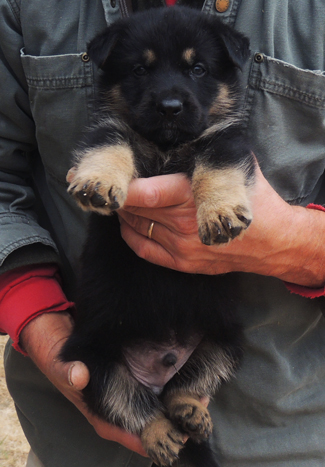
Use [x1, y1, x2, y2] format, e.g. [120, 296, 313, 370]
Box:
[61, 7, 254, 466]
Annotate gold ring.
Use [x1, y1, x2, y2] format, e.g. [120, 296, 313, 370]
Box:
[147, 221, 155, 239]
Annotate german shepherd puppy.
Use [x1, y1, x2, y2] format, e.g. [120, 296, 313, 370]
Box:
[61, 7, 255, 466]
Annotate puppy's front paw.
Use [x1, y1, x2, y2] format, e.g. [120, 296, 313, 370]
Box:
[67, 168, 126, 213]
[197, 202, 252, 245]
[167, 395, 213, 442]
[67, 144, 136, 214]
[141, 416, 185, 467]
[192, 164, 254, 245]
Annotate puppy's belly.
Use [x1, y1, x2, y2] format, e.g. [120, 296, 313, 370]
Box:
[123, 336, 202, 394]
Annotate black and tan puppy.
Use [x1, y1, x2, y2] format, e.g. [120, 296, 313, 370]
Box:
[61, 7, 255, 467]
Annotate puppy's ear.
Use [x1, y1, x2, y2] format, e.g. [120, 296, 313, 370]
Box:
[87, 24, 122, 69]
[219, 27, 250, 71]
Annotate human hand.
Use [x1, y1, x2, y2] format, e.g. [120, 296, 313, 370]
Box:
[119, 164, 325, 287]
[20, 311, 148, 457]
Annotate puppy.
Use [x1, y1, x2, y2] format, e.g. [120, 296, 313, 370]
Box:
[61, 7, 255, 467]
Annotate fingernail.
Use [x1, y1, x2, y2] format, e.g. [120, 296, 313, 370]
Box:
[68, 363, 75, 386]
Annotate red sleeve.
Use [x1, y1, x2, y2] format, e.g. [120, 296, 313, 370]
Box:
[0, 265, 75, 354]
[284, 203, 325, 298]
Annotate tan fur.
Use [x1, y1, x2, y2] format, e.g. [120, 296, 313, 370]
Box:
[182, 48, 196, 65]
[103, 85, 129, 117]
[192, 164, 253, 244]
[208, 83, 236, 117]
[143, 49, 156, 65]
[67, 143, 137, 214]
[141, 414, 185, 466]
[202, 116, 241, 138]
[165, 392, 213, 442]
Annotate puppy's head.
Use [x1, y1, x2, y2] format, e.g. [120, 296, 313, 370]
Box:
[88, 7, 250, 148]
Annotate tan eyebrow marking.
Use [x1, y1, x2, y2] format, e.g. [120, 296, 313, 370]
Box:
[143, 49, 156, 65]
[182, 48, 196, 65]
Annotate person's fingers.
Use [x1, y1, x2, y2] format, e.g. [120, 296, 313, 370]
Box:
[119, 216, 177, 268]
[124, 173, 192, 210]
[90, 418, 148, 456]
[118, 210, 163, 240]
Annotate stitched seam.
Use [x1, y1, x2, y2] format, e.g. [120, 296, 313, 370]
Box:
[259, 78, 325, 109]
[227, 0, 242, 26]
[25, 75, 93, 90]
[6, 0, 21, 28]
[0, 213, 36, 224]
[0, 237, 57, 263]
[1, 237, 55, 253]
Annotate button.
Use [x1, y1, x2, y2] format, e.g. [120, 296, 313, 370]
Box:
[111, 0, 116, 7]
[215, 0, 230, 13]
[254, 52, 264, 63]
[81, 53, 90, 62]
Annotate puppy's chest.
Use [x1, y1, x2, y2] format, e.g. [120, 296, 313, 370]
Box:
[137, 145, 193, 177]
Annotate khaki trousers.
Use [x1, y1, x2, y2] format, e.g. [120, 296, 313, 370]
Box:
[26, 450, 45, 467]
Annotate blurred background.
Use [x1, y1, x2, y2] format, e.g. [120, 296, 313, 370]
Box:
[0, 335, 29, 467]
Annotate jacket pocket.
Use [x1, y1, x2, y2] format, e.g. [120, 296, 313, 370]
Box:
[244, 54, 325, 204]
[20, 49, 95, 182]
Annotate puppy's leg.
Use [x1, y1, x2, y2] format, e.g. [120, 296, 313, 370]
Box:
[66, 117, 139, 214]
[192, 161, 254, 245]
[83, 362, 164, 434]
[163, 339, 240, 442]
[67, 142, 137, 215]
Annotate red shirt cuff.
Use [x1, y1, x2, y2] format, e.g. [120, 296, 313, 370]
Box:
[284, 203, 325, 298]
[0, 265, 75, 354]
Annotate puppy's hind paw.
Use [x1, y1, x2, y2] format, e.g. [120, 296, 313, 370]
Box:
[141, 416, 185, 466]
[167, 395, 213, 443]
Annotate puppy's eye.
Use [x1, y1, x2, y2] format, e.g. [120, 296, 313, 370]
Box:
[191, 63, 206, 77]
[133, 65, 148, 76]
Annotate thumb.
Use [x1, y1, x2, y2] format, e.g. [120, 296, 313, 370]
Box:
[67, 361, 90, 390]
[52, 359, 90, 391]
[125, 173, 191, 209]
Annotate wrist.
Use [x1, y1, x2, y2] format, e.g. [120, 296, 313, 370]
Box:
[266, 204, 325, 288]
[0, 265, 75, 354]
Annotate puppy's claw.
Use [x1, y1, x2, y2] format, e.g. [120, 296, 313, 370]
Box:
[236, 214, 252, 228]
[219, 216, 243, 239]
[108, 187, 121, 210]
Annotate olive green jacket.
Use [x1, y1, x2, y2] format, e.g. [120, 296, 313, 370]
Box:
[2, 1, 325, 466]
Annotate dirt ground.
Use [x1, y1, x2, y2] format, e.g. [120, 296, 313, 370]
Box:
[0, 335, 30, 467]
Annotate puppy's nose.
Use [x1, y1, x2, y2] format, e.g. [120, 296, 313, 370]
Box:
[156, 99, 183, 118]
